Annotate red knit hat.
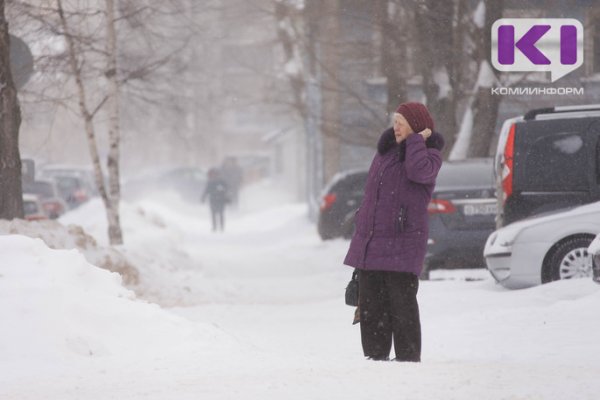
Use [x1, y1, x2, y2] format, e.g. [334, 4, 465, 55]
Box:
[395, 102, 434, 133]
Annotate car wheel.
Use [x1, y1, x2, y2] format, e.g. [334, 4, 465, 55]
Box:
[420, 261, 439, 281]
[341, 210, 357, 239]
[419, 264, 430, 281]
[341, 219, 355, 240]
[543, 236, 594, 283]
[317, 216, 335, 240]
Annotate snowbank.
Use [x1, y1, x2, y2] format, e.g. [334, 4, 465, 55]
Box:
[0, 235, 235, 382]
[0, 218, 139, 284]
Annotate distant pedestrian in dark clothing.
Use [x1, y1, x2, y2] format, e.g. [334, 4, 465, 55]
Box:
[344, 102, 444, 362]
[221, 157, 243, 207]
[202, 168, 229, 232]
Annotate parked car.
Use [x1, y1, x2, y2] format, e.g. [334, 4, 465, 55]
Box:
[50, 175, 91, 209]
[22, 194, 48, 221]
[423, 158, 497, 277]
[39, 164, 98, 196]
[494, 104, 600, 228]
[317, 169, 368, 240]
[22, 179, 67, 219]
[588, 233, 600, 284]
[318, 159, 497, 278]
[484, 201, 600, 289]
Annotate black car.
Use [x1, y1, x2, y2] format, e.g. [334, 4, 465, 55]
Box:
[317, 170, 367, 240]
[318, 159, 496, 276]
[423, 158, 497, 278]
[495, 105, 600, 228]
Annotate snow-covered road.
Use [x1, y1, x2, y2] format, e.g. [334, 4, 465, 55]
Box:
[2, 182, 600, 399]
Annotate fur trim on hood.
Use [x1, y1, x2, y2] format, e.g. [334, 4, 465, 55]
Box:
[377, 127, 444, 161]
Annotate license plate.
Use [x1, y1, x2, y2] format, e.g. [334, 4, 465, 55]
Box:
[463, 203, 497, 216]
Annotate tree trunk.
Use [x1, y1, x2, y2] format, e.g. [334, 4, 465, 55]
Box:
[469, 78, 501, 157]
[274, 1, 307, 121]
[376, 0, 407, 117]
[468, 0, 504, 157]
[319, 0, 340, 185]
[0, 0, 23, 220]
[57, 0, 123, 244]
[105, 0, 123, 245]
[413, 0, 457, 158]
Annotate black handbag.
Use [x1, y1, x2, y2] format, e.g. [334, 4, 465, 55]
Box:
[345, 269, 359, 306]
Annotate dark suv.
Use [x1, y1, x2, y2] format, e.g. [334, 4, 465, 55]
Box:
[495, 105, 600, 228]
[317, 170, 368, 240]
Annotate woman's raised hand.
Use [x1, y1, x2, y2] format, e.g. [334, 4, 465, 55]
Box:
[418, 128, 432, 140]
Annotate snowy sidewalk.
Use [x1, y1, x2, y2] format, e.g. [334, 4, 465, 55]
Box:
[2, 181, 600, 399]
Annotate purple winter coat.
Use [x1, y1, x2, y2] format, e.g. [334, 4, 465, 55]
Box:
[343, 128, 444, 276]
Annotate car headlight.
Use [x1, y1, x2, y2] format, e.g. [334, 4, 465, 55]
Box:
[489, 232, 497, 246]
[499, 238, 515, 247]
[495, 228, 521, 248]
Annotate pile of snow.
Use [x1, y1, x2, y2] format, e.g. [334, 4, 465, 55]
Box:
[0, 219, 139, 284]
[0, 235, 237, 384]
[57, 180, 305, 306]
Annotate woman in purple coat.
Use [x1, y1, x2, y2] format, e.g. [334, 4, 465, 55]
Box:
[344, 102, 444, 362]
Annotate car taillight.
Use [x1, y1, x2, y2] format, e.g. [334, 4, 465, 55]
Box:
[25, 214, 48, 221]
[501, 123, 516, 204]
[74, 189, 88, 202]
[43, 201, 60, 212]
[320, 193, 337, 212]
[428, 199, 456, 214]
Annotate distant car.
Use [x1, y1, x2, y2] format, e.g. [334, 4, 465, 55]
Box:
[317, 170, 368, 240]
[22, 179, 67, 219]
[50, 175, 91, 209]
[39, 164, 98, 196]
[588, 234, 600, 284]
[22, 194, 48, 221]
[423, 158, 497, 277]
[484, 202, 600, 289]
[122, 167, 207, 202]
[494, 105, 600, 228]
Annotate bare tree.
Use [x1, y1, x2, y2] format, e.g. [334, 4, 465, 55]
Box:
[384, 0, 504, 159]
[450, 0, 504, 160]
[412, 0, 461, 157]
[375, 0, 407, 116]
[55, 0, 125, 244]
[10, 0, 198, 244]
[468, 0, 504, 157]
[0, 0, 23, 220]
[104, 0, 122, 243]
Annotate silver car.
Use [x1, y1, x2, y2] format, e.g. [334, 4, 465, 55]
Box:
[484, 202, 600, 289]
[588, 233, 600, 284]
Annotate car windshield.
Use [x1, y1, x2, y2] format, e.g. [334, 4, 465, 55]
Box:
[23, 200, 39, 215]
[54, 176, 81, 194]
[436, 160, 494, 189]
[328, 172, 367, 194]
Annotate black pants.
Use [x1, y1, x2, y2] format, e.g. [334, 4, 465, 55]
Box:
[358, 269, 421, 362]
[210, 204, 225, 231]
